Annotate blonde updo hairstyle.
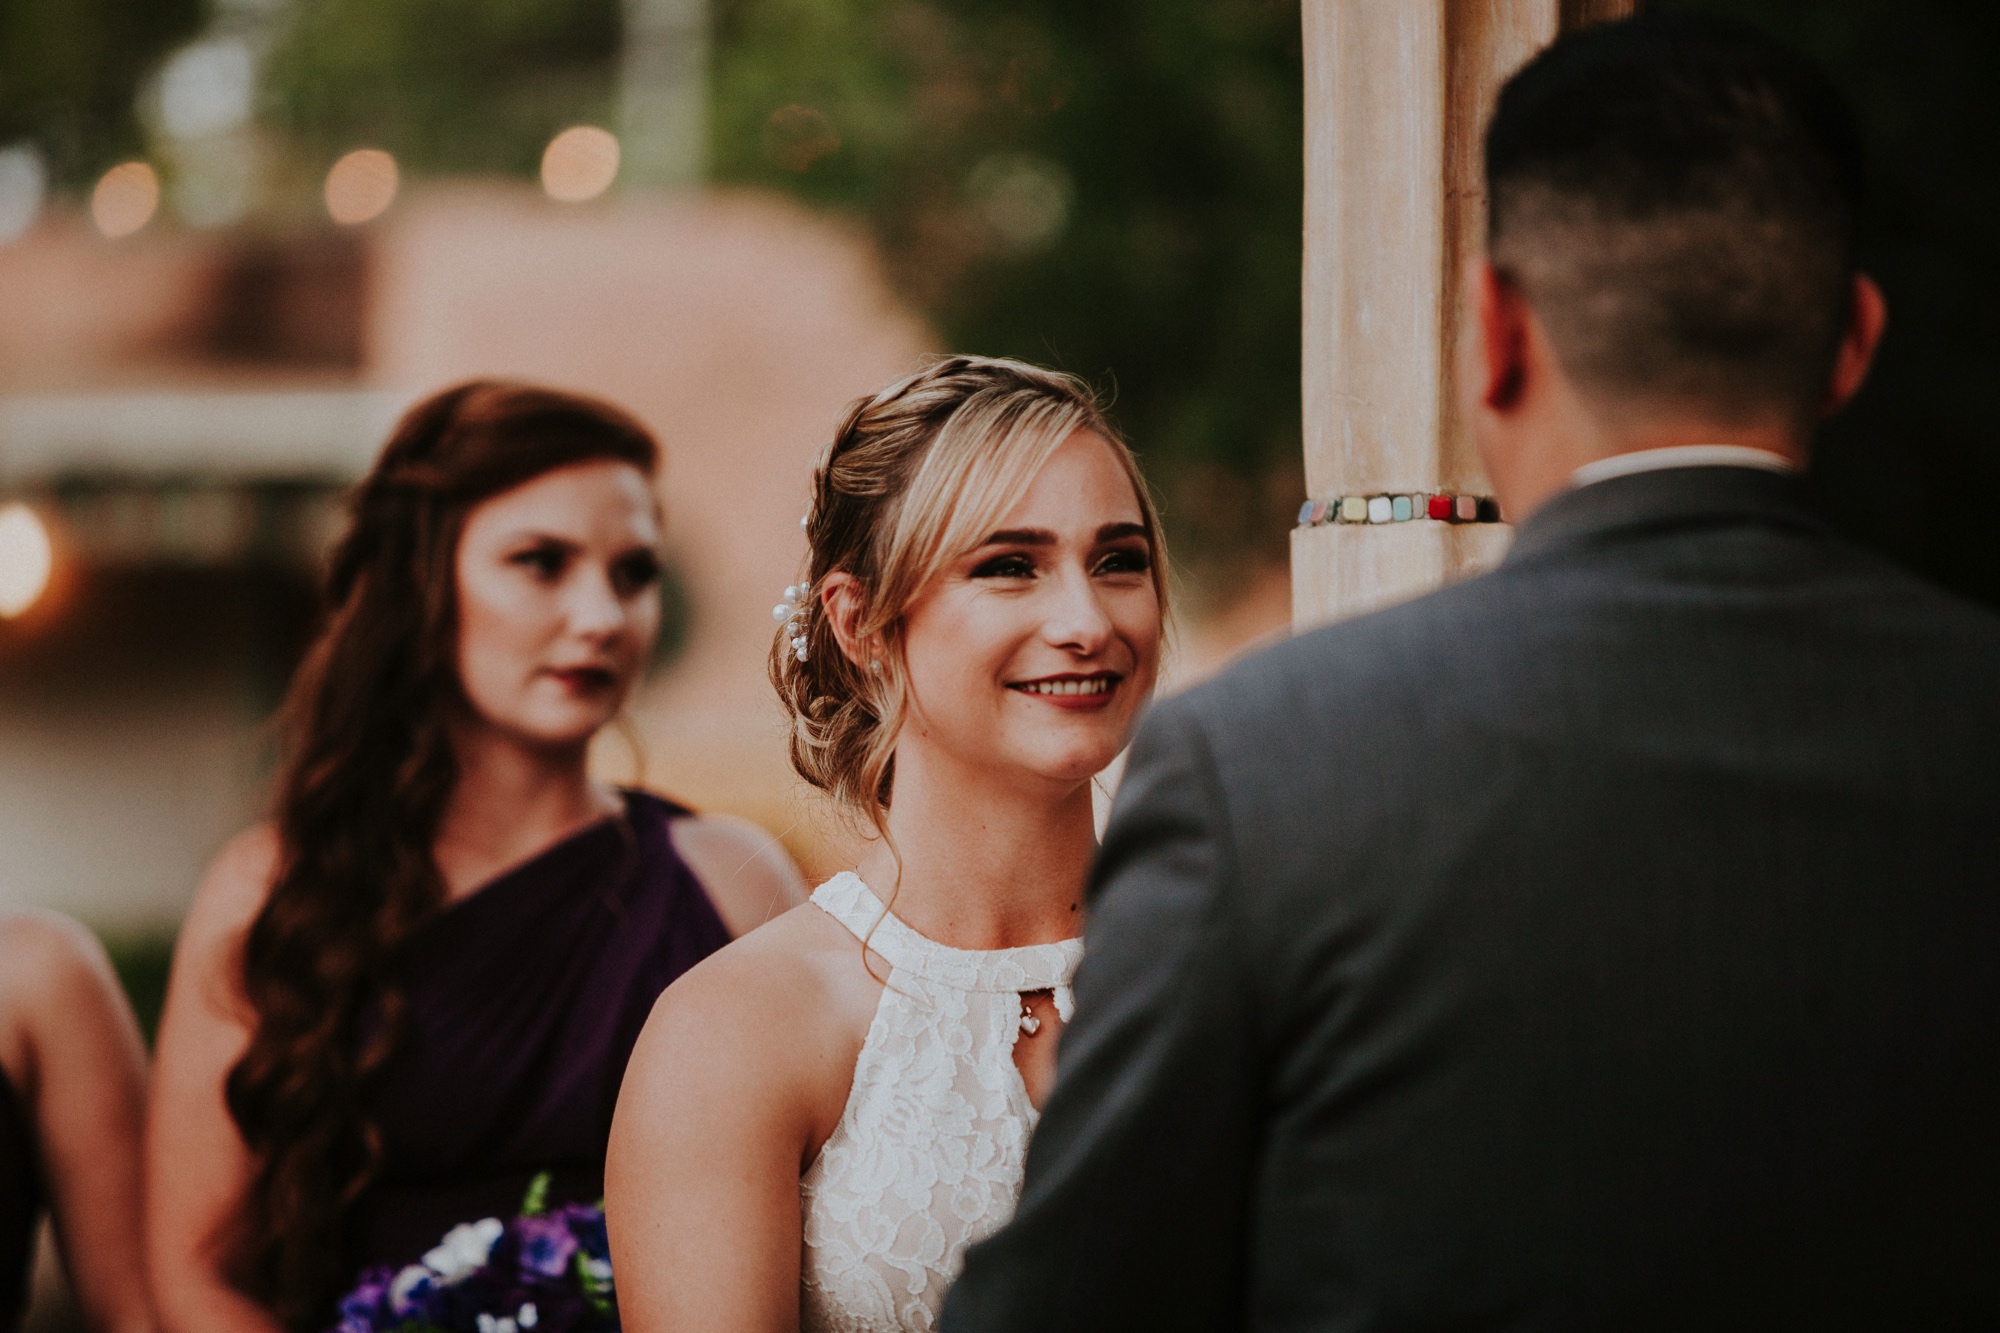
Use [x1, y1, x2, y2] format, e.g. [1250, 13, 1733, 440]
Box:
[771, 355, 1168, 841]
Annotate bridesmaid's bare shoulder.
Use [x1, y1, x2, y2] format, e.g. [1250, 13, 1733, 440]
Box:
[666, 812, 808, 938]
[0, 909, 127, 1082]
[171, 824, 283, 1025]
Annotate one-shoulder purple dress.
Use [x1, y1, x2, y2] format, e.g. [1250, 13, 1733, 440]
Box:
[344, 789, 730, 1281]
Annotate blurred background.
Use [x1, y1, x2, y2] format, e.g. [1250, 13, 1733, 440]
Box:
[0, 0, 1994, 1321]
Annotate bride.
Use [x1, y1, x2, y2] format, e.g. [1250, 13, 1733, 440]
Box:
[607, 355, 1169, 1331]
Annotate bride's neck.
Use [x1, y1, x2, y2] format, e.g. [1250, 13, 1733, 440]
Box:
[858, 748, 1096, 952]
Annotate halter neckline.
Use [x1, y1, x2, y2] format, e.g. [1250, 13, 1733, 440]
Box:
[811, 872, 1082, 999]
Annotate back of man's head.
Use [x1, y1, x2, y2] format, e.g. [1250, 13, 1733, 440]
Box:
[1487, 16, 1864, 430]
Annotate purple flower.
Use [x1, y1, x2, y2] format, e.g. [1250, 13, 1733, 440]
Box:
[327, 1194, 621, 1332]
[557, 1206, 610, 1263]
[515, 1215, 579, 1280]
[334, 1267, 394, 1333]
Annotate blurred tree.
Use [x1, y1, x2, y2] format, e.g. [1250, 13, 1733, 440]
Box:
[0, 0, 206, 185]
[710, 0, 1305, 569]
[1655, 0, 2000, 609]
[250, 0, 1307, 566]
[263, 0, 622, 175]
[21, 0, 1986, 599]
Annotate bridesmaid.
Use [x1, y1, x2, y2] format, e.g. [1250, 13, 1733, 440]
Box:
[0, 911, 154, 1333]
[145, 381, 804, 1333]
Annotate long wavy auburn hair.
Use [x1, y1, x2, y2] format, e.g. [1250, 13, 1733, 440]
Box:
[223, 380, 659, 1329]
[770, 355, 1169, 845]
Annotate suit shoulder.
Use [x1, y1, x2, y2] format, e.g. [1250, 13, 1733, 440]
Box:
[1170, 573, 1504, 727]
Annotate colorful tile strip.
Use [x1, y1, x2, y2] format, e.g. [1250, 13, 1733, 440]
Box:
[1295, 493, 1505, 527]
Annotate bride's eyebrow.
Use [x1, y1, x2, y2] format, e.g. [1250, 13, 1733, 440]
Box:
[977, 523, 1149, 548]
[977, 528, 1057, 548]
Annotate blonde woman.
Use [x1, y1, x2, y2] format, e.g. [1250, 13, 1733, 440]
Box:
[606, 357, 1170, 1331]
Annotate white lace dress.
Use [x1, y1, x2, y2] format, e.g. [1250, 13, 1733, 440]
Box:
[799, 872, 1082, 1333]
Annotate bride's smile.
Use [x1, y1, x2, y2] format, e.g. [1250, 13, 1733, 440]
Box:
[1007, 671, 1121, 703]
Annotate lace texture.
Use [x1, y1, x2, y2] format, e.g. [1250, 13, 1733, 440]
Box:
[800, 873, 1082, 1333]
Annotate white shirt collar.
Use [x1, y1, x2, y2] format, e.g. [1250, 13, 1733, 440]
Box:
[1570, 444, 1802, 491]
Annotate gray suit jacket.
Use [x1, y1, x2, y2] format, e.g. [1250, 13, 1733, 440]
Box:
[943, 466, 2000, 1331]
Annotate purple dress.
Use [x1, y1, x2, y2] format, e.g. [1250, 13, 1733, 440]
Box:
[344, 789, 730, 1280]
[0, 1064, 38, 1333]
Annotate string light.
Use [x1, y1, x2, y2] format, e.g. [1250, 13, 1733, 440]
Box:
[541, 127, 620, 202]
[324, 149, 398, 225]
[0, 503, 54, 619]
[92, 162, 159, 239]
[0, 145, 46, 246]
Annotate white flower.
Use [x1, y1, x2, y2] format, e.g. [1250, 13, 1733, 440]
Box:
[517, 1304, 540, 1328]
[387, 1264, 434, 1314]
[474, 1315, 516, 1333]
[423, 1217, 504, 1284]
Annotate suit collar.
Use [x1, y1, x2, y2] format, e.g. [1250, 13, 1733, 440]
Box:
[1502, 465, 1831, 567]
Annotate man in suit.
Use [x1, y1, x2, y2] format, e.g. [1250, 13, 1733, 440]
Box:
[943, 15, 2000, 1331]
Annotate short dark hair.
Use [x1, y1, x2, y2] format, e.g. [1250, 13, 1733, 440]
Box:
[1486, 14, 1865, 425]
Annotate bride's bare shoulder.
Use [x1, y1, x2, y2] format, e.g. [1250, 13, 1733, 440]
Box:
[625, 896, 880, 1101]
[667, 892, 876, 1004]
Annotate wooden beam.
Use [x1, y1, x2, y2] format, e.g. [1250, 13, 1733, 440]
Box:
[1293, 0, 1636, 632]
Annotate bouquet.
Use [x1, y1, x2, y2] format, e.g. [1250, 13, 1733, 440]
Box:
[332, 1174, 619, 1333]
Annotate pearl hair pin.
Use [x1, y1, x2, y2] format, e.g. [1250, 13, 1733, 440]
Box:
[774, 584, 808, 662]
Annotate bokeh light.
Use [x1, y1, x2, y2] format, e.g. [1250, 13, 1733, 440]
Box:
[324, 149, 399, 225]
[92, 162, 160, 239]
[966, 153, 1073, 255]
[0, 503, 54, 619]
[0, 145, 45, 246]
[541, 126, 620, 202]
[155, 39, 256, 140]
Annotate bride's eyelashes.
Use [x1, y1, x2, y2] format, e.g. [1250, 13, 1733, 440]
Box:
[966, 544, 1153, 582]
[1094, 544, 1152, 577]
[969, 551, 1038, 580]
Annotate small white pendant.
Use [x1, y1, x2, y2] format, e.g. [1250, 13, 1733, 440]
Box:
[1019, 1002, 1041, 1036]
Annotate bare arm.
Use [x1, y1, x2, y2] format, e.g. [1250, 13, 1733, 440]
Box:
[0, 912, 155, 1333]
[607, 937, 840, 1332]
[669, 814, 809, 938]
[143, 829, 286, 1333]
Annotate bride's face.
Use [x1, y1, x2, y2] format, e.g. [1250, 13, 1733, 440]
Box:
[897, 430, 1163, 793]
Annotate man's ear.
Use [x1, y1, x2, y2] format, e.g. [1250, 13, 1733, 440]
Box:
[1475, 262, 1531, 413]
[1823, 272, 1888, 418]
[818, 572, 877, 671]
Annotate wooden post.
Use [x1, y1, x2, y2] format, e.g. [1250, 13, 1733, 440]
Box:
[1293, 0, 1636, 631]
